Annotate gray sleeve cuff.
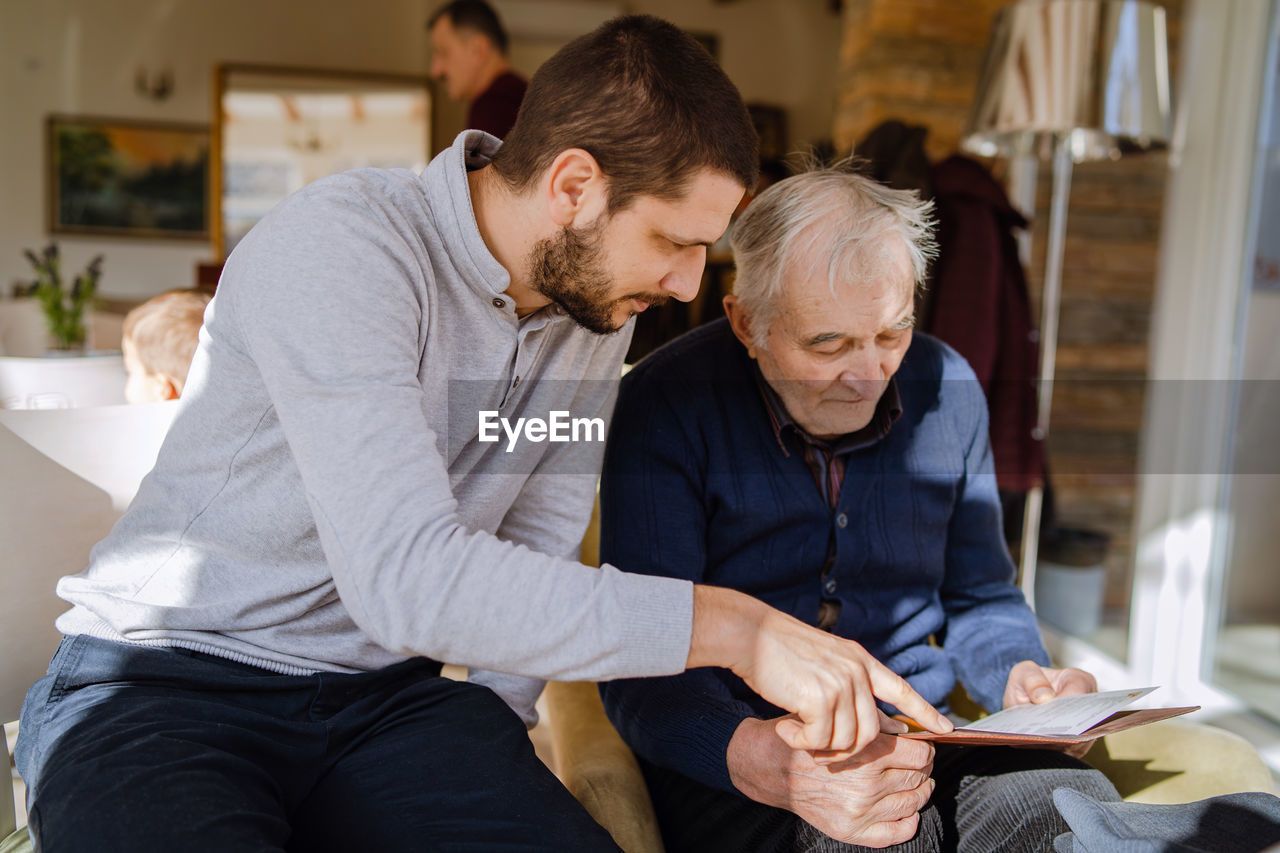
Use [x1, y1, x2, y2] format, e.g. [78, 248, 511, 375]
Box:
[606, 565, 695, 678]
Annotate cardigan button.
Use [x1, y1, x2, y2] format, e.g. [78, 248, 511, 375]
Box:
[835, 512, 848, 529]
[824, 577, 838, 595]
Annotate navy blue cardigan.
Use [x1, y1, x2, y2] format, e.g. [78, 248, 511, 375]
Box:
[598, 319, 1049, 793]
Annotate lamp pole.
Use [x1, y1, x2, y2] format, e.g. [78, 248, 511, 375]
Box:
[1018, 136, 1076, 606]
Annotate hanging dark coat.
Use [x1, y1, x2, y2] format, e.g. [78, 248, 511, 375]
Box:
[925, 154, 1044, 493]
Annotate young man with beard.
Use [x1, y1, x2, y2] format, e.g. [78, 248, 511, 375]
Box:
[14, 16, 950, 853]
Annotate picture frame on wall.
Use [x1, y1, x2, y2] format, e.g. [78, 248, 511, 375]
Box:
[46, 114, 211, 240]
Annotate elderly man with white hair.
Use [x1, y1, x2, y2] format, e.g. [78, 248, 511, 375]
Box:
[598, 162, 1122, 852]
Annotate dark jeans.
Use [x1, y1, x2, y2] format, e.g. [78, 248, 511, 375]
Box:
[16, 634, 619, 852]
[641, 743, 1121, 853]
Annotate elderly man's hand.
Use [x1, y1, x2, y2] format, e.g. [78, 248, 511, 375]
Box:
[728, 713, 936, 848]
[1001, 660, 1098, 757]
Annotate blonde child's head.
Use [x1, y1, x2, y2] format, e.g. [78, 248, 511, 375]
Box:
[122, 289, 211, 404]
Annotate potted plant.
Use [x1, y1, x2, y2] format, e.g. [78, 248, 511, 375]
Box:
[23, 243, 104, 353]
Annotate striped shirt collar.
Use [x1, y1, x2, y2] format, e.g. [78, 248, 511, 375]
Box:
[753, 366, 903, 459]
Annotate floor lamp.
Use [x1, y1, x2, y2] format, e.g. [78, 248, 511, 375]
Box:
[961, 0, 1172, 607]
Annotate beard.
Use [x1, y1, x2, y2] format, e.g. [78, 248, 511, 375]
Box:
[528, 220, 668, 335]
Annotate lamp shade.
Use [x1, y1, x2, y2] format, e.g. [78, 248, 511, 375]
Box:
[963, 0, 1172, 162]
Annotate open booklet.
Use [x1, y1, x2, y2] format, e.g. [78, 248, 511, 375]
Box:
[898, 687, 1200, 746]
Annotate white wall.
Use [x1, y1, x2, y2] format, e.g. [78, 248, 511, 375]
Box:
[441, 0, 842, 157]
[499, 0, 842, 151]
[0, 0, 434, 301]
[1, 0, 841, 301]
[622, 0, 841, 151]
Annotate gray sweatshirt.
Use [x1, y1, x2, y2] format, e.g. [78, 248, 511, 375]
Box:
[56, 132, 694, 709]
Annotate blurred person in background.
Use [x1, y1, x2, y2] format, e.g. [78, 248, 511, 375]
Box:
[428, 0, 527, 139]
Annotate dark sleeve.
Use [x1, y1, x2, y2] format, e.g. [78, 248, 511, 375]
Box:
[938, 359, 1050, 713]
[597, 370, 758, 794]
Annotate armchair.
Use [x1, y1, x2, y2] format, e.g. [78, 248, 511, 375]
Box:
[542, 507, 1278, 852]
[544, 685, 1277, 853]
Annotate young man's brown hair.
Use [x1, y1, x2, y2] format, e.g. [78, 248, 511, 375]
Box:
[489, 15, 759, 215]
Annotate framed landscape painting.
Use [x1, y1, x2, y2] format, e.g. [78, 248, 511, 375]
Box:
[47, 114, 210, 240]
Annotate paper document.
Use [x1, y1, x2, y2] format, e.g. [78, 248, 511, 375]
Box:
[899, 687, 1199, 746]
[960, 687, 1157, 736]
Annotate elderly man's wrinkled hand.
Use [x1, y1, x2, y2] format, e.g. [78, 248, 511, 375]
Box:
[728, 714, 936, 849]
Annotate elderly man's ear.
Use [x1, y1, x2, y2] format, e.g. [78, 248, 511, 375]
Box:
[722, 294, 759, 359]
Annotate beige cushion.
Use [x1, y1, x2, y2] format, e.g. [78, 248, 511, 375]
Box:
[1086, 718, 1278, 803]
[0, 827, 30, 853]
[544, 681, 664, 853]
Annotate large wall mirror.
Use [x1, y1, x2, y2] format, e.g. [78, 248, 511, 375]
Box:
[212, 64, 432, 259]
